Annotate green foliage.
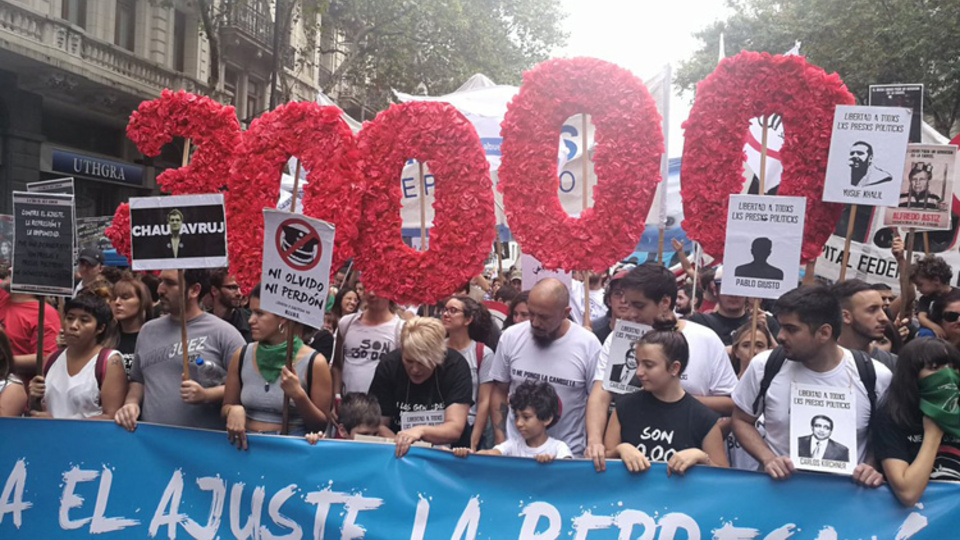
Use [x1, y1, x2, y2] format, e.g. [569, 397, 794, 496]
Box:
[320, 0, 567, 106]
[676, 0, 960, 137]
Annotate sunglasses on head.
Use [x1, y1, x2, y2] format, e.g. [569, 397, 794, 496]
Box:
[943, 311, 960, 323]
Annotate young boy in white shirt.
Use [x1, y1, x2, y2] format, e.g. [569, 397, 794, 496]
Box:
[454, 381, 572, 463]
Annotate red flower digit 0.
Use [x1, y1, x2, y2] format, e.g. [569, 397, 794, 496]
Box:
[108, 89, 241, 260]
[228, 102, 363, 292]
[498, 57, 664, 272]
[354, 101, 495, 305]
[680, 52, 855, 263]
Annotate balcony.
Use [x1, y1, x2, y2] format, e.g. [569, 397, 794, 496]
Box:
[0, 1, 213, 106]
[225, 3, 273, 48]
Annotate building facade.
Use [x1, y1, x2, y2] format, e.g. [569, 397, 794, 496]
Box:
[0, 0, 322, 218]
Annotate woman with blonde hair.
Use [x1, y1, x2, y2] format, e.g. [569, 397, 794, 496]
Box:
[368, 317, 473, 457]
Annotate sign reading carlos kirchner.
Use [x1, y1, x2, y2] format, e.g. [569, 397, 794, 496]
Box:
[721, 195, 806, 300]
[822, 105, 912, 207]
[11, 192, 75, 296]
[260, 209, 335, 328]
[129, 194, 228, 271]
[602, 320, 651, 394]
[790, 382, 857, 476]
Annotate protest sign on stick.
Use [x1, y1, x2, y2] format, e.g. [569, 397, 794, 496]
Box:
[869, 84, 923, 144]
[521, 252, 572, 291]
[822, 105, 912, 207]
[721, 194, 805, 300]
[822, 105, 912, 280]
[12, 191, 75, 378]
[882, 144, 956, 231]
[790, 382, 857, 475]
[601, 320, 651, 394]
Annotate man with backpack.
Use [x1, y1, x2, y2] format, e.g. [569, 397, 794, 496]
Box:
[731, 286, 892, 486]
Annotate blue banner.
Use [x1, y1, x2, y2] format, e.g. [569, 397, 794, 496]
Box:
[0, 417, 957, 538]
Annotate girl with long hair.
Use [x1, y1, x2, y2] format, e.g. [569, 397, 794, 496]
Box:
[873, 338, 960, 506]
[441, 295, 495, 450]
[603, 315, 729, 475]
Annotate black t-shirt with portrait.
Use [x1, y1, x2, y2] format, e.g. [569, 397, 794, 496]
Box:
[369, 348, 474, 439]
[117, 331, 139, 376]
[615, 390, 720, 463]
[689, 311, 780, 347]
[872, 406, 960, 482]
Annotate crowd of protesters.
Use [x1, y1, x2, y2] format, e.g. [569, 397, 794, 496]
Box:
[2, 237, 959, 508]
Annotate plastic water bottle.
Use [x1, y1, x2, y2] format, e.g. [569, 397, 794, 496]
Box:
[195, 357, 226, 386]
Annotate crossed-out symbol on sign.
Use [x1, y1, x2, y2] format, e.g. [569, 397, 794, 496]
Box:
[275, 218, 322, 271]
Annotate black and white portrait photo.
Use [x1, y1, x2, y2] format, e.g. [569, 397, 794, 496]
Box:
[797, 415, 849, 462]
[734, 237, 784, 281]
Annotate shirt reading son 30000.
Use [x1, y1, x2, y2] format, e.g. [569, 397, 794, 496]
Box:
[128, 194, 228, 271]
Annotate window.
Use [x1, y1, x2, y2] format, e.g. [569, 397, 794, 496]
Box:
[224, 68, 240, 107]
[247, 80, 264, 120]
[62, 0, 87, 29]
[173, 11, 187, 72]
[115, 0, 136, 51]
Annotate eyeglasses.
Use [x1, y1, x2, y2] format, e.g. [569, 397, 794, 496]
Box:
[943, 311, 960, 323]
[441, 307, 463, 316]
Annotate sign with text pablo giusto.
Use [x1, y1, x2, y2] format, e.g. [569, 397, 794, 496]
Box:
[601, 320, 651, 394]
[11, 191, 75, 296]
[260, 209, 335, 329]
[790, 382, 857, 476]
[822, 105, 912, 207]
[721, 195, 806, 300]
[129, 194, 228, 271]
[883, 144, 957, 230]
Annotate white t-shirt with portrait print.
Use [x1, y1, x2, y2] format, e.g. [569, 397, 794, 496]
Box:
[732, 347, 892, 464]
[593, 320, 738, 397]
[494, 436, 573, 459]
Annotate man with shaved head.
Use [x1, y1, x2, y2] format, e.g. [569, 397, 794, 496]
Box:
[487, 279, 602, 456]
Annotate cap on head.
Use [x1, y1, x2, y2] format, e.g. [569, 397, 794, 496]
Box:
[78, 247, 105, 266]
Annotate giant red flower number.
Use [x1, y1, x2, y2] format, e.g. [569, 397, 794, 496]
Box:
[680, 52, 855, 262]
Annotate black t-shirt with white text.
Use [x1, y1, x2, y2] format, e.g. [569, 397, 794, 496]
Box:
[369, 349, 474, 439]
[872, 406, 960, 482]
[689, 311, 780, 347]
[615, 390, 720, 463]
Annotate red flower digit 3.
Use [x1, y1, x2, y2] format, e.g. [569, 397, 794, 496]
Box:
[107, 90, 242, 260]
[680, 51, 854, 263]
[353, 101, 495, 306]
[498, 57, 664, 272]
[228, 102, 363, 293]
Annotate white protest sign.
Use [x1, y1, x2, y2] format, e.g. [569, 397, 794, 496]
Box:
[27, 177, 75, 195]
[260, 209, 335, 328]
[883, 144, 957, 230]
[602, 320, 651, 394]
[721, 195, 806, 300]
[822, 105, 912, 207]
[790, 383, 856, 475]
[11, 192, 76, 296]
[520, 253, 572, 291]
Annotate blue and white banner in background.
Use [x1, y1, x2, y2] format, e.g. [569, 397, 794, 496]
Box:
[0, 418, 957, 538]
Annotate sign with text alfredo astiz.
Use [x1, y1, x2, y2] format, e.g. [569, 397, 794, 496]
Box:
[129, 194, 228, 271]
[11, 192, 76, 296]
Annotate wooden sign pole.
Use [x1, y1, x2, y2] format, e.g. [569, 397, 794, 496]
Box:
[179, 138, 192, 381]
[281, 159, 303, 435]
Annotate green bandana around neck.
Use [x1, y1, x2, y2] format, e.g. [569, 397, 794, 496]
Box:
[256, 336, 303, 384]
[919, 368, 960, 438]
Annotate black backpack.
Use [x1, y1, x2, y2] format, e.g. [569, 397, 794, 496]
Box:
[751, 346, 878, 417]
